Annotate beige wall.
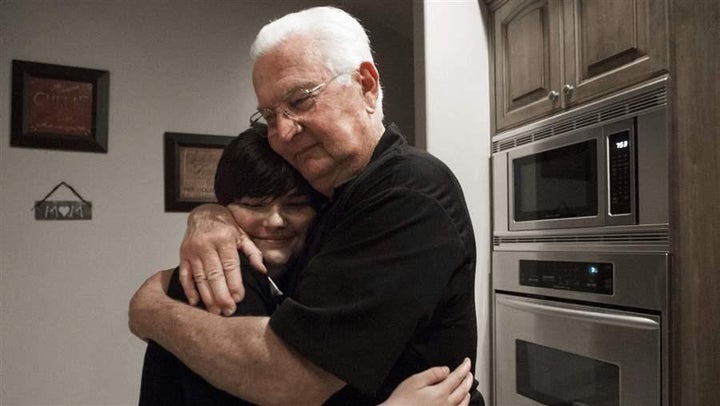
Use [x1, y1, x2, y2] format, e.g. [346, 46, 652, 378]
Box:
[424, 0, 492, 400]
[0, 1, 490, 404]
[0, 2, 268, 404]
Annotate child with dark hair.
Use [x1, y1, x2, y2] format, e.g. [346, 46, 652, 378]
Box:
[140, 124, 323, 405]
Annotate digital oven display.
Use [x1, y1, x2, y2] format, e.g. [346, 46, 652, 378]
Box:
[513, 139, 598, 222]
[519, 259, 614, 294]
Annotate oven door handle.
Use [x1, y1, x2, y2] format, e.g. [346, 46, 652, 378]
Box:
[497, 296, 659, 330]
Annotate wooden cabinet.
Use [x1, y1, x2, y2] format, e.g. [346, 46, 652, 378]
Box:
[491, 0, 563, 131]
[491, 0, 668, 132]
[562, 0, 668, 109]
[487, 0, 720, 403]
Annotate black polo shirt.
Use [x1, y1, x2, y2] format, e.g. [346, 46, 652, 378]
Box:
[271, 124, 483, 404]
[139, 259, 279, 405]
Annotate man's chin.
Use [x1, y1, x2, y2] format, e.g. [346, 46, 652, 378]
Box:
[298, 165, 336, 190]
[296, 155, 333, 175]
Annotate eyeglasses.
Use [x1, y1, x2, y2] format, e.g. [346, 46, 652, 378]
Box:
[249, 72, 351, 127]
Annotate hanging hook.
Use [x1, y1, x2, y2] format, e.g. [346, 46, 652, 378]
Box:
[32, 182, 92, 211]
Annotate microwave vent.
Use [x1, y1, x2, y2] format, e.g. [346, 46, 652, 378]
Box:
[493, 83, 667, 153]
[493, 232, 669, 246]
[532, 127, 554, 142]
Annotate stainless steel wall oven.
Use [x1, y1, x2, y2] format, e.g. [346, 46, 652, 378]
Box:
[491, 78, 669, 406]
[493, 251, 667, 406]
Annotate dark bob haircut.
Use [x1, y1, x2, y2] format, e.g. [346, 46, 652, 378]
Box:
[214, 124, 325, 210]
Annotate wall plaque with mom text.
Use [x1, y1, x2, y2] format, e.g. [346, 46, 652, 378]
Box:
[164, 132, 234, 212]
[11, 60, 109, 153]
[34, 182, 92, 220]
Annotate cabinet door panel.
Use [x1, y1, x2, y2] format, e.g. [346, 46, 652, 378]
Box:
[581, 1, 640, 75]
[494, 0, 562, 131]
[563, 0, 668, 106]
[507, 9, 546, 103]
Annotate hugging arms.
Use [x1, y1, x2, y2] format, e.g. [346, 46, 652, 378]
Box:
[135, 126, 474, 405]
[131, 6, 482, 405]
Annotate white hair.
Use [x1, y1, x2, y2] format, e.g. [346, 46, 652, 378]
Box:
[250, 6, 384, 122]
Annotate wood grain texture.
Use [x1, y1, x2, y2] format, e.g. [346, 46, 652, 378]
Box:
[668, 0, 720, 404]
[563, 0, 668, 108]
[493, 0, 562, 130]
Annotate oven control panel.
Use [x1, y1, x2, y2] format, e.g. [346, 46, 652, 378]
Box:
[519, 260, 614, 294]
[608, 129, 633, 215]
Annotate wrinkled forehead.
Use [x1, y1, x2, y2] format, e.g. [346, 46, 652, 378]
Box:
[252, 35, 329, 99]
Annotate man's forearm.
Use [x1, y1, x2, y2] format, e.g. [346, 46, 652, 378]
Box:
[137, 299, 275, 401]
[130, 276, 343, 405]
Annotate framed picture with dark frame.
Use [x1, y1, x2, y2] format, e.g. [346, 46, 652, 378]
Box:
[11, 60, 110, 153]
[164, 132, 234, 212]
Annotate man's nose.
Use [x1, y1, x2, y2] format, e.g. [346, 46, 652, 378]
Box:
[273, 113, 299, 142]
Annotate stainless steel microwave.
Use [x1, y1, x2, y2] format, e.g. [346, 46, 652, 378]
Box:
[492, 78, 668, 235]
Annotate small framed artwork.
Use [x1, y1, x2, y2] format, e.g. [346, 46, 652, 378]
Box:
[164, 132, 234, 212]
[11, 60, 110, 153]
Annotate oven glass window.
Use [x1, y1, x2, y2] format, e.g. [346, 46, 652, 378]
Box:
[516, 339, 619, 406]
[513, 139, 598, 222]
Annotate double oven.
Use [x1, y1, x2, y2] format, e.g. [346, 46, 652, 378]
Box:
[491, 77, 669, 406]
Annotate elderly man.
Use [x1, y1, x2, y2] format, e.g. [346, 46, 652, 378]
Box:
[130, 6, 483, 405]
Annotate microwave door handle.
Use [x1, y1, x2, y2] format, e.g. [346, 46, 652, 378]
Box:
[497, 296, 659, 331]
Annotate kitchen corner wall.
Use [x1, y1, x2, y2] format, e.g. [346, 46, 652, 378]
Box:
[423, 0, 492, 400]
[0, 1, 490, 404]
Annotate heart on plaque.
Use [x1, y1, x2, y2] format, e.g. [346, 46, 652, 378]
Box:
[58, 205, 71, 217]
[33, 183, 93, 220]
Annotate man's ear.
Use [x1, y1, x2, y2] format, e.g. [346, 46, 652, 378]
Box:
[357, 61, 380, 113]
